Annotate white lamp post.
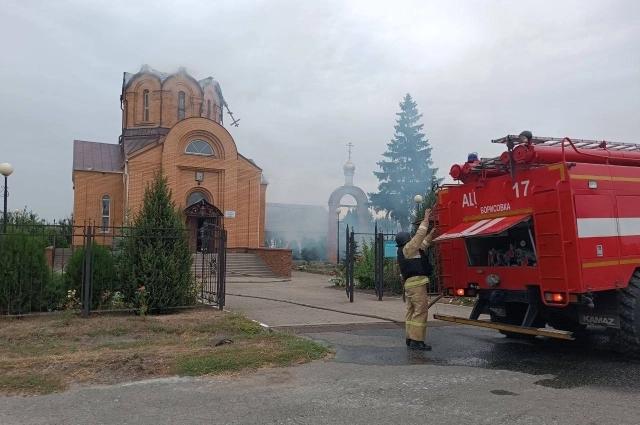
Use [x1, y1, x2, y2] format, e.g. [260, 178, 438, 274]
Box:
[413, 194, 424, 228]
[0, 163, 14, 233]
[336, 207, 341, 264]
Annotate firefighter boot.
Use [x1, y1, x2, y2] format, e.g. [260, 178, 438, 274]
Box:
[409, 340, 432, 351]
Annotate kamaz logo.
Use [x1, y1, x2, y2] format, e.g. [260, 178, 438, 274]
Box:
[581, 315, 615, 326]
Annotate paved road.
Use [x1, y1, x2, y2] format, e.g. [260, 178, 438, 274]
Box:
[3, 324, 639, 425]
[3, 273, 639, 424]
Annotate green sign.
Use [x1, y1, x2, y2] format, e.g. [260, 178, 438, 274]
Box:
[384, 241, 397, 258]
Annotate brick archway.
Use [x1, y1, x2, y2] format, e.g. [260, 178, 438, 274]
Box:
[327, 186, 369, 263]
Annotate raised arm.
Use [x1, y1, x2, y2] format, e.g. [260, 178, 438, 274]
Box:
[403, 209, 435, 258]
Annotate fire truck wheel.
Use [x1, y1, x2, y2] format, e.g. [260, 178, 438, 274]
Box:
[609, 270, 640, 357]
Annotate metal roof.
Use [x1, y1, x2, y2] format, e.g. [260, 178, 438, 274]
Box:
[123, 137, 160, 155]
[73, 140, 123, 173]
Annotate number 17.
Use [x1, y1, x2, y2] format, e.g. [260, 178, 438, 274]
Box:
[513, 180, 530, 198]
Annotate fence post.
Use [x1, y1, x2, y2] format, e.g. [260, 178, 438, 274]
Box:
[81, 225, 93, 319]
[376, 231, 383, 301]
[373, 226, 379, 299]
[344, 225, 350, 299]
[219, 228, 227, 311]
[348, 229, 355, 303]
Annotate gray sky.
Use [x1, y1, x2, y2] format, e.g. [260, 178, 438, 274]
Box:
[1, 0, 638, 221]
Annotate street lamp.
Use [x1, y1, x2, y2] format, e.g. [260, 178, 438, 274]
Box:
[0, 163, 14, 233]
[413, 194, 423, 225]
[335, 207, 341, 264]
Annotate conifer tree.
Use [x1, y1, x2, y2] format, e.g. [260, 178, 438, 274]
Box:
[369, 94, 440, 230]
[119, 170, 194, 313]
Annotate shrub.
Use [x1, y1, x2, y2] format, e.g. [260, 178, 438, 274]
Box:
[0, 229, 51, 314]
[301, 246, 319, 263]
[350, 238, 407, 294]
[41, 272, 68, 311]
[118, 170, 195, 313]
[65, 242, 117, 310]
[354, 238, 375, 289]
[382, 259, 403, 294]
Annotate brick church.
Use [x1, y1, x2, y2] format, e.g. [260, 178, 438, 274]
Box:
[72, 65, 268, 248]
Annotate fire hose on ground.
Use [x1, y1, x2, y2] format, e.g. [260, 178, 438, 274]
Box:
[223, 292, 446, 325]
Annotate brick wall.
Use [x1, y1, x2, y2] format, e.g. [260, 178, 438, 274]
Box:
[45, 246, 54, 269]
[72, 170, 124, 247]
[228, 247, 293, 278]
[159, 118, 264, 248]
[123, 72, 222, 130]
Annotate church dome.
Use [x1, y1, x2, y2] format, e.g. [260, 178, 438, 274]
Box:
[343, 159, 355, 172]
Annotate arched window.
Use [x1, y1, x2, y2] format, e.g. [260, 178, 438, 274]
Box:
[187, 191, 209, 205]
[207, 100, 211, 119]
[178, 91, 185, 121]
[101, 195, 111, 232]
[185, 140, 214, 156]
[143, 89, 150, 121]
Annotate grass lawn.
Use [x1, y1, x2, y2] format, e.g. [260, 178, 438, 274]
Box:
[0, 307, 333, 397]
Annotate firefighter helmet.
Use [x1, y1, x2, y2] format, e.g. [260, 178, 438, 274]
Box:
[396, 231, 411, 247]
[519, 130, 533, 142]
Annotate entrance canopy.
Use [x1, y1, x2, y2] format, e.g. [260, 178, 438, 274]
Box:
[434, 214, 531, 242]
[184, 198, 223, 217]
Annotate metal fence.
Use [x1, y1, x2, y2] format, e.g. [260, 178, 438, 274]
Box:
[343, 223, 439, 303]
[0, 222, 226, 317]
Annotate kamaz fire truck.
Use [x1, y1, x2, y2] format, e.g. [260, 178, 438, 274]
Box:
[432, 132, 640, 355]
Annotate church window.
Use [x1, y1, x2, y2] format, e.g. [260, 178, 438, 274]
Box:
[185, 140, 214, 156]
[187, 191, 209, 205]
[207, 100, 211, 119]
[178, 91, 185, 120]
[143, 90, 150, 121]
[101, 195, 111, 232]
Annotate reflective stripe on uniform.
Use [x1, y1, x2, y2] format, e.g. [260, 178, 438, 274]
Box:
[405, 320, 427, 327]
[404, 277, 429, 288]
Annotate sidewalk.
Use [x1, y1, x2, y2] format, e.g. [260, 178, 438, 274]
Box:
[224, 271, 485, 329]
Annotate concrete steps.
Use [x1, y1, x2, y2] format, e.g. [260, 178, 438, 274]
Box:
[192, 252, 278, 278]
[226, 253, 278, 277]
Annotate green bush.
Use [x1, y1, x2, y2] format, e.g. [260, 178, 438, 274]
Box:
[118, 170, 195, 313]
[301, 246, 319, 263]
[354, 238, 375, 289]
[65, 243, 117, 310]
[352, 238, 404, 294]
[40, 272, 68, 311]
[382, 259, 403, 294]
[0, 230, 50, 314]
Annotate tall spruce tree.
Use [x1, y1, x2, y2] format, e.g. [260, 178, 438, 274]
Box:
[369, 94, 440, 230]
[119, 170, 194, 313]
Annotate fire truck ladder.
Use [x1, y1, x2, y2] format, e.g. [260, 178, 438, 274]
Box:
[491, 135, 640, 152]
[531, 179, 572, 307]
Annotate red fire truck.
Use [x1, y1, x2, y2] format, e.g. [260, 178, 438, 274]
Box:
[432, 132, 640, 355]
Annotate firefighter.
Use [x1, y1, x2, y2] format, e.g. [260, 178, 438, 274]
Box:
[396, 209, 436, 351]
